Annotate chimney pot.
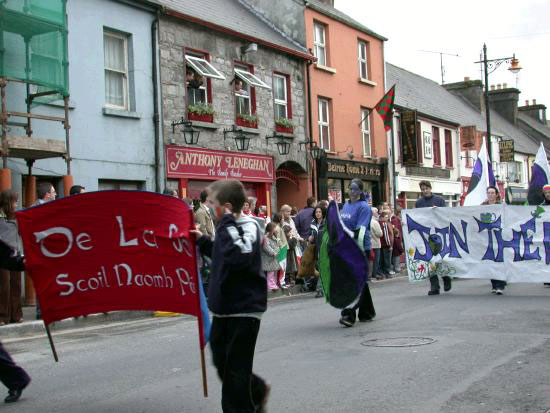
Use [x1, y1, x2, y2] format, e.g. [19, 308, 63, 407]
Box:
[525, 100, 529, 106]
[497, 84, 502, 90]
[491, 85, 496, 91]
[464, 76, 470, 82]
[503, 83, 508, 88]
[533, 99, 537, 105]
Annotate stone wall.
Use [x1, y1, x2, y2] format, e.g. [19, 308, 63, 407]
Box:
[158, 17, 308, 175]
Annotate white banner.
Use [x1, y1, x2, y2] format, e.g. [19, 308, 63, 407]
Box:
[402, 205, 550, 283]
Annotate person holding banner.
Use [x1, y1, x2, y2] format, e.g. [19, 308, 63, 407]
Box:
[541, 185, 550, 206]
[415, 180, 451, 295]
[193, 179, 270, 413]
[339, 179, 376, 327]
[482, 186, 507, 294]
[0, 240, 30, 403]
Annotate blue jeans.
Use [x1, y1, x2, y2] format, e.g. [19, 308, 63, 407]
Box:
[372, 248, 381, 278]
[380, 248, 392, 275]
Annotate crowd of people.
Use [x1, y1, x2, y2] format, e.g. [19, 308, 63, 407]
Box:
[188, 189, 406, 298]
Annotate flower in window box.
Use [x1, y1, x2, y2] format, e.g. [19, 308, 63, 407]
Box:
[275, 117, 294, 133]
[188, 103, 215, 123]
[236, 113, 258, 128]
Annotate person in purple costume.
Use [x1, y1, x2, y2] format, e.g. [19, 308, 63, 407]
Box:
[338, 179, 376, 327]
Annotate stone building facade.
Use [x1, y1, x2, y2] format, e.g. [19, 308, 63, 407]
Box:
[157, 2, 313, 213]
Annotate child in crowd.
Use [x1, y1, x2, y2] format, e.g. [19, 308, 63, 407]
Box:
[262, 222, 281, 292]
[378, 211, 395, 278]
[193, 179, 270, 413]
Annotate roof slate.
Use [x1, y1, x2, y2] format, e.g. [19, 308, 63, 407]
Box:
[518, 112, 550, 139]
[158, 0, 309, 56]
[306, 0, 387, 41]
[386, 63, 539, 155]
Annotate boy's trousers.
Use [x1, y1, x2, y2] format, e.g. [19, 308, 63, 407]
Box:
[210, 316, 267, 412]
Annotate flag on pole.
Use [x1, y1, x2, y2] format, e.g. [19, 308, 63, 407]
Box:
[527, 142, 550, 205]
[374, 85, 396, 131]
[463, 137, 496, 206]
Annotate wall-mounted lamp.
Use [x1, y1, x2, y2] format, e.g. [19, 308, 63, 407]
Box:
[266, 131, 292, 155]
[171, 118, 200, 145]
[224, 125, 251, 152]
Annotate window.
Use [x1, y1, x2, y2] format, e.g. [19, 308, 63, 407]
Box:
[445, 129, 453, 167]
[104, 30, 129, 109]
[273, 74, 290, 120]
[432, 126, 441, 166]
[313, 23, 326, 66]
[508, 161, 523, 183]
[358, 41, 368, 80]
[187, 82, 207, 106]
[361, 108, 371, 156]
[318, 98, 331, 150]
[234, 66, 254, 117]
[185, 55, 225, 80]
[234, 68, 271, 90]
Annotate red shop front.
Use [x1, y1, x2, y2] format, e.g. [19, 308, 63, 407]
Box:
[165, 146, 275, 216]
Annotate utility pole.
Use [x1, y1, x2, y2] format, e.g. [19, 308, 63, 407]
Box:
[418, 50, 460, 84]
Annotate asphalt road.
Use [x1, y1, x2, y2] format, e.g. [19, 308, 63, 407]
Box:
[3, 278, 550, 413]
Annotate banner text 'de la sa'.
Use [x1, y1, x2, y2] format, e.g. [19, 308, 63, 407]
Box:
[16, 191, 200, 324]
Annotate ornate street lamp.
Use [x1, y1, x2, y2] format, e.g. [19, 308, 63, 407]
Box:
[224, 125, 251, 152]
[474, 44, 522, 161]
[171, 118, 200, 145]
[266, 131, 292, 155]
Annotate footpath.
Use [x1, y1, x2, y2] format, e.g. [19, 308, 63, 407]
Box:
[1, 271, 407, 340]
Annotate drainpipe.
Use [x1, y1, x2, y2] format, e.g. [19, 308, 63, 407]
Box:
[151, 12, 161, 192]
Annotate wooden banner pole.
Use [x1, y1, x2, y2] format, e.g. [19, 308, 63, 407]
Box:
[200, 346, 208, 397]
[44, 323, 59, 362]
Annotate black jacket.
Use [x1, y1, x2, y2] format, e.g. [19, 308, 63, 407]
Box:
[197, 214, 266, 315]
[0, 240, 24, 272]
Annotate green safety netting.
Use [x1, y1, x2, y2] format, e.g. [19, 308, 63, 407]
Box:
[0, 0, 68, 105]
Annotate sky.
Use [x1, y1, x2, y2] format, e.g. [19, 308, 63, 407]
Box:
[335, 0, 550, 112]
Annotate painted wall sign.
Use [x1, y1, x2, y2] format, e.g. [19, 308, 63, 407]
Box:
[166, 146, 274, 182]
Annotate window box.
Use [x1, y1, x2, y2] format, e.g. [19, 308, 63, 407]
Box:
[187, 102, 215, 123]
[275, 124, 294, 134]
[188, 112, 213, 123]
[275, 117, 294, 134]
[237, 115, 258, 129]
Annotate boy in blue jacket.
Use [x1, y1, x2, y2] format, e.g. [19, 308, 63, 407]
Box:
[193, 179, 269, 413]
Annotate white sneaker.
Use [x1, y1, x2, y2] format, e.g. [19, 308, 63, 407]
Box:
[389, 271, 396, 275]
[495, 289, 503, 295]
[491, 289, 497, 294]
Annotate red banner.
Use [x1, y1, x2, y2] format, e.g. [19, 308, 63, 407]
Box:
[166, 146, 274, 182]
[16, 191, 201, 326]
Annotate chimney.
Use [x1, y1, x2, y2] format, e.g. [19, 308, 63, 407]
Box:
[503, 83, 508, 88]
[518, 99, 547, 124]
[488, 85, 521, 124]
[443, 78, 484, 111]
[490, 85, 496, 91]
